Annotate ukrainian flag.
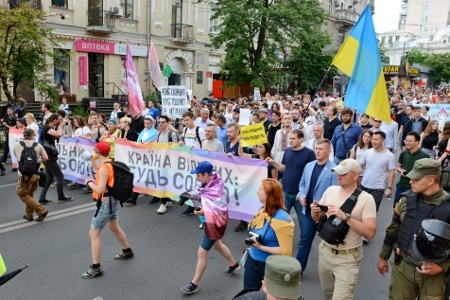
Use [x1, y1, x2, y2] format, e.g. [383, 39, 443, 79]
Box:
[332, 5, 390, 123]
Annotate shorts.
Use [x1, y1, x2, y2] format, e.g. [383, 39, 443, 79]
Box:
[200, 231, 217, 251]
[91, 199, 119, 230]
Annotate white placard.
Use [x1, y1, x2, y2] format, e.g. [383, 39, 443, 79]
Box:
[239, 109, 251, 126]
[160, 86, 188, 118]
[254, 87, 261, 101]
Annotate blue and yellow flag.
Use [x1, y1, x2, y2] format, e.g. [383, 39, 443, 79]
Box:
[332, 5, 390, 123]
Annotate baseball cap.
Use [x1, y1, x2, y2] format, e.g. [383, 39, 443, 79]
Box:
[332, 159, 361, 175]
[258, 108, 268, 113]
[144, 115, 155, 122]
[406, 158, 441, 180]
[190, 161, 214, 175]
[95, 141, 110, 155]
[264, 255, 302, 299]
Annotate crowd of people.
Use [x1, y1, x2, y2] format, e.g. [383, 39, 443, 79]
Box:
[4, 85, 450, 299]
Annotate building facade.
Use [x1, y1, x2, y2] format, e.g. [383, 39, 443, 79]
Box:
[1, 0, 224, 102]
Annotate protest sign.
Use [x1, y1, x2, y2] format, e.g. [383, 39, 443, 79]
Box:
[240, 123, 268, 147]
[56, 137, 96, 184]
[254, 87, 261, 101]
[422, 104, 450, 130]
[8, 128, 40, 169]
[239, 109, 251, 126]
[160, 86, 188, 118]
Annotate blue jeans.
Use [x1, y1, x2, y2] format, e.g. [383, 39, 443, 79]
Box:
[296, 211, 317, 272]
[283, 192, 303, 228]
[243, 254, 266, 290]
[394, 184, 409, 207]
[334, 156, 345, 165]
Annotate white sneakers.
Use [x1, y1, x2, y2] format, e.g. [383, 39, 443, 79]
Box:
[157, 201, 172, 214]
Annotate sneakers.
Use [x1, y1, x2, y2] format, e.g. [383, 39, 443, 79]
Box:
[224, 263, 240, 276]
[82, 266, 103, 279]
[114, 250, 134, 260]
[50, 181, 57, 187]
[157, 204, 167, 214]
[36, 210, 48, 222]
[199, 223, 205, 230]
[234, 221, 248, 232]
[58, 196, 74, 202]
[180, 206, 195, 217]
[39, 199, 54, 205]
[165, 201, 173, 207]
[82, 187, 92, 194]
[149, 197, 159, 204]
[181, 282, 198, 295]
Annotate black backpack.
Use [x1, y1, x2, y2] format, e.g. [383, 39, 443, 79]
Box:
[183, 126, 202, 148]
[317, 188, 362, 246]
[106, 161, 134, 204]
[18, 141, 40, 179]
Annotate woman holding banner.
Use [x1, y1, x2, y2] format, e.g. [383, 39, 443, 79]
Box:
[238, 142, 277, 179]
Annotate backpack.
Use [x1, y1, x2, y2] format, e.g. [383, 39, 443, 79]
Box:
[18, 141, 40, 179]
[317, 188, 362, 246]
[157, 130, 174, 143]
[106, 161, 135, 204]
[183, 126, 202, 148]
[441, 165, 450, 191]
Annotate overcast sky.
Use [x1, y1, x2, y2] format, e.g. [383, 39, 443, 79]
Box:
[373, 0, 402, 33]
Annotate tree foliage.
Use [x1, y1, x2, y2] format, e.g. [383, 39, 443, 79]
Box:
[0, 4, 57, 101]
[406, 49, 450, 84]
[209, 0, 330, 90]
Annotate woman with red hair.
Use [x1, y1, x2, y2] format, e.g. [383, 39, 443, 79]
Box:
[243, 178, 294, 291]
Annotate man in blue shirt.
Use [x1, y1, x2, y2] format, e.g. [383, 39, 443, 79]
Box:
[330, 108, 362, 164]
[267, 129, 316, 232]
[215, 115, 228, 148]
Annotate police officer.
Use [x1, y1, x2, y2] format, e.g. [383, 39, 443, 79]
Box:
[377, 158, 450, 299]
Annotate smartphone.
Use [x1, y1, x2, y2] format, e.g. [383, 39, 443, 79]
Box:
[316, 204, 328, 212]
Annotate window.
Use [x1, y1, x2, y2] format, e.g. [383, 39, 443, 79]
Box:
[120, 0, 133, 19]
[395, 36, 400, 42]
[337, 29, 345, 46]
[210, 4, 220, 33]
[381, 36, 386, 43]
[197, 71, 203, 84]
[388, 36, 393, 43]
[328, 0, 332, 13]
[54, 49, 70, 94]
[9, 0, 42, 9]
[52, 0, 67, 8]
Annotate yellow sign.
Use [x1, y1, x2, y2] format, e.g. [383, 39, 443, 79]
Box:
[240, 123, 268, 147]
[383, 65, 399, 75]
[0, 254, 6, 276]
[407, 67, 420, 76]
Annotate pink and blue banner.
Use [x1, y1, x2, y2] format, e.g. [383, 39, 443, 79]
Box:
[56, 138, 267, 222]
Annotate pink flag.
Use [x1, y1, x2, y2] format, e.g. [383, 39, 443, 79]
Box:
[148, 41, 165, 90]
[126, 41, 145, 118]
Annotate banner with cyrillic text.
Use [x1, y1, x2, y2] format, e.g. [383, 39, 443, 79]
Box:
[114, 138, 267, 222]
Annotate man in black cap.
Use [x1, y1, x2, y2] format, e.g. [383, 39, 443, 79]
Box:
[378, 158, 450, 299]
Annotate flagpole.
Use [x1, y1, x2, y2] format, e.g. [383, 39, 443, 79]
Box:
[303, 64, 332, 118]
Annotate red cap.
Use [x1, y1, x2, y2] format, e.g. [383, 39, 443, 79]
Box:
[95, 141, 110, 154]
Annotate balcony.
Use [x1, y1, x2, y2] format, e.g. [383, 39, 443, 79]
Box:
[335, 9, 358, 29]
[87, 9, 118, 34]
[170, 23, 194, 44]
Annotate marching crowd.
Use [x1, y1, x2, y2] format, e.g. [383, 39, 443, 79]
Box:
[4, 85, 450, 299]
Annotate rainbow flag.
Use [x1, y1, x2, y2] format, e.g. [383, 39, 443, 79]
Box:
[126, 41, 145, 118]
[332, 5, 390, 123]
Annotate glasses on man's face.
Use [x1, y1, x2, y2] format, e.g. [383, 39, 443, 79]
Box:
[158, 121, 166, 124]
[404, 139, 416, 143]
[373, 120, 382, 123]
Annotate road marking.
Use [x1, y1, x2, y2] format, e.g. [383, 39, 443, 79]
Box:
[91, 297, 104, 300]
[0, 183, 18, 189]
[0, 203, 96, 234]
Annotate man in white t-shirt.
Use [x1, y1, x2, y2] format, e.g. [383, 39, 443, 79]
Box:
[178, 111, 206, 216]
[359, 131, 396, 212]
[224, 102, 234, 124]
[179, 111, 205, 150]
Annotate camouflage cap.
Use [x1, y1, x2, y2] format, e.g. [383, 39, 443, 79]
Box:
[406, 158, 442, 180]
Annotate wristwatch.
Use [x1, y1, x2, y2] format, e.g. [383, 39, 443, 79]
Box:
[344, 213, 352, 222]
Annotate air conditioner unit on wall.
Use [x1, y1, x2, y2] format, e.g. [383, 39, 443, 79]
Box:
[110, 6, 123, 17]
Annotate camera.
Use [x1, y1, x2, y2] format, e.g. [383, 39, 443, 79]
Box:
[244, 232, 260, 245]
[179, 192, 191, 206]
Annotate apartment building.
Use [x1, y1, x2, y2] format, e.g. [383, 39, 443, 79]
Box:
[2, 0, 223, 101]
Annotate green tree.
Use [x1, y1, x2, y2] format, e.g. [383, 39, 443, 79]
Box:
[406, 49, 450, 83]
[209, 0, 329, 89]
[0, 4, 57, 101]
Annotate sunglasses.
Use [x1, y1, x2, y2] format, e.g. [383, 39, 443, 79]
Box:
[373, 120, 382, 123]
[158, 121, 166, 124]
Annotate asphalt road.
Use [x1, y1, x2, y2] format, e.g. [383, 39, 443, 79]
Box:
[0, 161, 394, 300]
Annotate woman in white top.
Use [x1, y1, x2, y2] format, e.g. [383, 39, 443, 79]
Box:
[72, 115, 92, 140]
[350, 129, 373, 187]
[24, 113, 39, 135]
